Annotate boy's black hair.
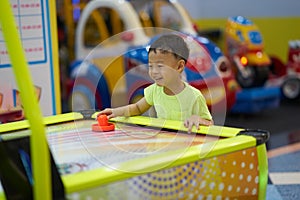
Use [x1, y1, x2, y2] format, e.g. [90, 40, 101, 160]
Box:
[148, 34, 189, 62]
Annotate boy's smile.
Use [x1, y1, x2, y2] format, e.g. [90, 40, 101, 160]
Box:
[148, 50, 186, 95]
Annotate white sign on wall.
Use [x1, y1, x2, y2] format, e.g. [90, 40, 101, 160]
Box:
[0, 0, 60, 118]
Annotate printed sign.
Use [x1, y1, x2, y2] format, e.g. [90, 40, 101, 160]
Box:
[0, 0, 60, 120]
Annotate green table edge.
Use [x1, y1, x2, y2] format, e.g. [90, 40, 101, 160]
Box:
[102, 115, 244, 137]
[0, 112, 84, 134]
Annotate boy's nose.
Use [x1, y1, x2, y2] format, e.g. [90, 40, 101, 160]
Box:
[150, 66, 159, 73]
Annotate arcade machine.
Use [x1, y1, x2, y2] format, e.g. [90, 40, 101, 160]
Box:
[0, 1, 269, 199]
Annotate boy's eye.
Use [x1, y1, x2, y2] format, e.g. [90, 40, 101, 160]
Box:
[158, 64, 164, 68]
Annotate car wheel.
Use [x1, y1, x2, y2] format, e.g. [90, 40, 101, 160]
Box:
[282, 78, 300, 100]
[236, 66, 269, 88]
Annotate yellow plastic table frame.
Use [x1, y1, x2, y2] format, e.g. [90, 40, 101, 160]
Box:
[0, 112, 269, 200]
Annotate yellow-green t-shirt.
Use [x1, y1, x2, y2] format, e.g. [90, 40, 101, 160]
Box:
[144, 82, 212, 121]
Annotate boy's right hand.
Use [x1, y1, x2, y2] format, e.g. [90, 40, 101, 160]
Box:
[98, 108, 115, 119]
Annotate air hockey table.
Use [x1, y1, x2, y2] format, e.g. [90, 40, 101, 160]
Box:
[0, 111, 269, 200]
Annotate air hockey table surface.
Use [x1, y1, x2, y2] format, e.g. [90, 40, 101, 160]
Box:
[0, 111, 269, 199]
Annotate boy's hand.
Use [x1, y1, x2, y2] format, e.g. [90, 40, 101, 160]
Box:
[184, 115, 213, 133]
[98, 108, 115, 119]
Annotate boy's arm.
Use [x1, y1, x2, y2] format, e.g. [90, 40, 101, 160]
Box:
[99, 97, 151, 119]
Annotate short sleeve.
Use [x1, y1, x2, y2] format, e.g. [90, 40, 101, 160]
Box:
[195, 93, 212, 120]
[144, 84, 155, 106]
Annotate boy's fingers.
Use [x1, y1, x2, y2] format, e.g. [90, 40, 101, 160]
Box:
[184, 120, 188, 127]
[184, 120, 191, 133]
[200, 119, 210, 126]
[187, 125, 192, 133]
[188, 123, 194, 133]
[107, 114, 114, 119]
[195, 123, 200, 130]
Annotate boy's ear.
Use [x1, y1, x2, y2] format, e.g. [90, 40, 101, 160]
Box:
[177, 59, 185, 72]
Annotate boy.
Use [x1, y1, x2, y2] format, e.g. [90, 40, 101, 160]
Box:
[99, 33, 213, 132]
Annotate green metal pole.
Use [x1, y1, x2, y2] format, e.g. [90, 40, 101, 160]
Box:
[0, 1, 51, 199]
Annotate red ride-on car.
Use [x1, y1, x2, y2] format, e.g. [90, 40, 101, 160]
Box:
[267, 40, 300, 100]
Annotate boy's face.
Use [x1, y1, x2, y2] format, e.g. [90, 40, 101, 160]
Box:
[148, 50, 184, 87]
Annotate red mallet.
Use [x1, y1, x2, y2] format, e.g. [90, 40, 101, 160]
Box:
[92, 114, 115, 132]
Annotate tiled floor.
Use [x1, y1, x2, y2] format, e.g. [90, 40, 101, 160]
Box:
[267, 142, 300, 199]
[225, 99, 300, 200]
